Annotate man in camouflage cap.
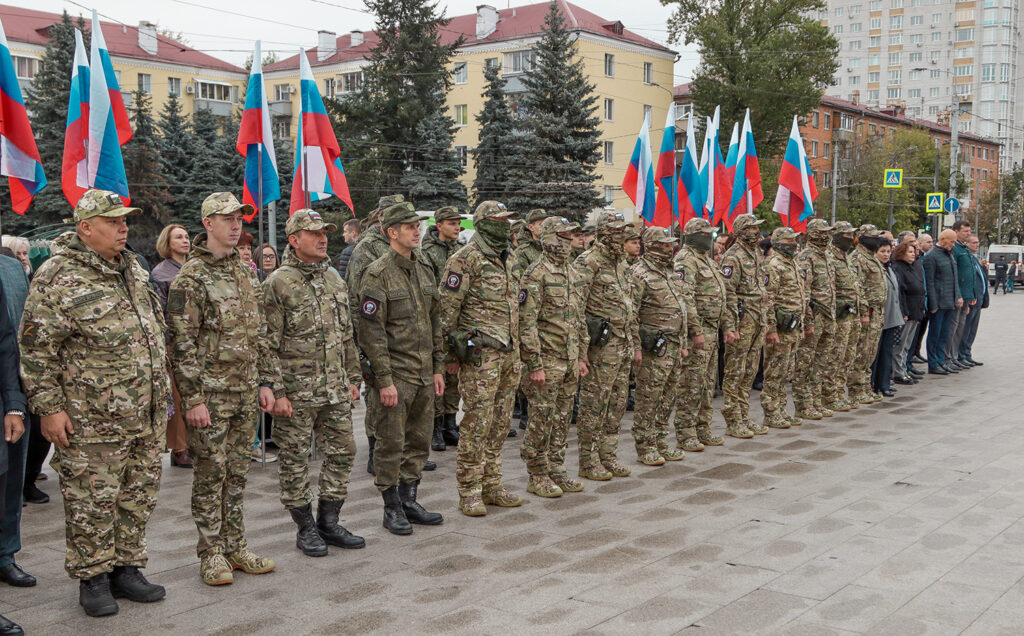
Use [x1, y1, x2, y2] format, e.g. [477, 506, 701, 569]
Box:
[263, 208, 365, 557]
[720, 213, 768, 438]
[574, 211, 640, 480]
[168, 192, 277, 586]
[20, 189, 167, 615]
[760, 226, 810, 429]
[358, 203, 446, 534]
[823, 221, 861, 411]
[421, 206, 464, 451]
[518, 216, 588, 498]
[440, 200, 522, 516]
[672, 217, 727, 450]
[509, 208, 551, 438]
[629, 226, 695, 464]
[794, 218, 838, 420]
[624, 221, 643, 266]
[848, 224, 887, 405]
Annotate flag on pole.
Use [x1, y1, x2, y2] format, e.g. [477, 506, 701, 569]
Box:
[725, 108, 764, 231]
[0, 18, 45, 213]
[86, 9, 130, 202]
[700, 106, 722, 224]
[676, 111, 703, 226]
[773, 115, 817, 232]
[622, 110, 656, 224]
[653, 104, 678, 226]
[61, 29, 90, 207]
[237, 41, 280, 222]
[290, 48, 353, 214]
[714, 122, 739, 227]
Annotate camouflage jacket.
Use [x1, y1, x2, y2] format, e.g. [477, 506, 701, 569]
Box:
[20, 232, 169, 442]
[852, 244, 887, 313]
[673, 246, 727, 332]
[345, 225, 390, 334]
[358, 249, 443, 386]
[830, 245, 861, 315]
[764, 252, 809, 335]
[518, 253, 587, 370]
[575, 244, 639, 349]
[420, 226, 459, 283]
[263, 250, 360, 407]
[168, 234, 273, 408]
[797, 243, 837, 319]
[629, 254, 693, 345]
[440, 232, 519, 352]
[511, 233, 542, 280]
[721, 240, 767, 329]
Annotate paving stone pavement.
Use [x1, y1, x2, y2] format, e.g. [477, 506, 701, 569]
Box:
[7, 294, 1024, 635]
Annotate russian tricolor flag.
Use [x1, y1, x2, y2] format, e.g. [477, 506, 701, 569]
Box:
[773, 116, 817, 232]
[653, 104, 677, 226]
[61, 29, 90, 207]
[237, 41, 280, 222]
[622, 110, 656, 224]
[290, 48, 353, 214]
[726, 109, 763, 231]
[715, 122, 738, 227]
[700, 106, 723, 225]
[676, 111, 703, 226]
[0, 18, 45, 213]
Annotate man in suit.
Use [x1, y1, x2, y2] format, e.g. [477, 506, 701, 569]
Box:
[958, 234, 987, 366]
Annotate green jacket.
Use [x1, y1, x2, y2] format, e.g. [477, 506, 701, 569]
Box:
[345, 225, 390, 332]
[511, 232, 542, 280]
[440, 232, 519, 351]
[420, 226, 459, 283]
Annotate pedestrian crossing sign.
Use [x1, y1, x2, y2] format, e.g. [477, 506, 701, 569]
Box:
[926, 192, 945, 213]
[884, 169, 903, 188]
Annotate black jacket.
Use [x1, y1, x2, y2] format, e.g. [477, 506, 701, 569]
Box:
[923, 245, 960, 312]
[0, 280, 28, 476]
[893, 258, 926, 321]
[337, 243, 356, 279]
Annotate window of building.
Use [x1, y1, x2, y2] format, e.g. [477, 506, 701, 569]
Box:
[197, 81, 231, 101]
[851, 4, 863, 14]
[932, 12, 942, 22]
[484, 57, 499, 71]
[12, 56, 39, 80]
[454, 104, 467, 126]
[869, 54, 881, 66]
[870, 0, 882, 9]
[870, 35, 881, 46]
[891, 0, 903, 7]
[454, 145, 467, 168]
[340, 71, 363, 93]
[643, 62, 653, 84]
[273, 120, 289, 139]
[839, 113, 855, 130]
[889, 33, 902, 45]
[604, 141, 614, 164]
[812, 111, 819, 127]
[909, 69, 922, 80]
[113, 70, 121, 85]
[869, 71, 880, 82]
[453, 62, 467, 84]
[870, 17, 882, 29]
[955, 28, 975, 42]
[137, 73, 151, 94]
[504, 50, 537, 74]
[824, 142, 830, 158]
[835, 6, 844, 16]
[168, 77, 181, 98]
[888, 51, 902, 65]
[955, 8, 975, 20]
[850, 57, 862, 68]
[811, 140, 819, 157]
[932, 31, 943, 41]
[604, 98, 614, 121]
[909, 52, 922, 62]
[852, 22, 863, 32]
[834, 24, 844, 34]
[824, 113, 832, 129]
[910, 34, 924, 44]
[850, 40, 863, 49]
[953, 64, 973, 76]
[983, 7, 998, 24]
[910, 15, 924, 25]
[908, 88, 921, 97]
[981, 64, 996, 81]
[930, 86, 941, 96]
[604, 53, 614, 77]
[890, 15, 903, 29]
[929, 105, 939, 115]
[887, 87, 902, 99]
[981, 84, 995, 99]
[868, 89, 880, 101]
[999, 63, 1010, 81]
[274, 83, 291, 101]
[604, 186, 614, 205]
[323, 78, 336, 98]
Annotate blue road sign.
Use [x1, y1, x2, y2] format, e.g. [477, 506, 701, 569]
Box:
[945, 197, 960, 213]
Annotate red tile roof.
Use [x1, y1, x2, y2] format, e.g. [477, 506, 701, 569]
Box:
[819, 94, 997, 146]
[266, 0, 673, 72]
[0, 4, 244, 74]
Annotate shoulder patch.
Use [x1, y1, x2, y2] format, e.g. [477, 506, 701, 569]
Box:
[676, 270, 685, 281]
[20, 321, 38, 345]
[69, 290, 105, 307]
[167, 289, 186, 315]
[763, 273, 770, 287]
[722, 265, 734, 278]
[518, 289, 528, 305]
[361, 296, 380, 318]
[445, 272, 462, 290]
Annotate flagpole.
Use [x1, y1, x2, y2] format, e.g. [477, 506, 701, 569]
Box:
[256, 140, 267, 466]
[303, 147, 311, 209]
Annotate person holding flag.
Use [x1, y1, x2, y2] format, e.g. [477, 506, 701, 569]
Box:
[0, 17, 45, 214]
[622, 112, 656, 224]
[773, 116, 818, 232]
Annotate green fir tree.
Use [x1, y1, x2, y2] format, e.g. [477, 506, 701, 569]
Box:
[471, 63, 516, 205]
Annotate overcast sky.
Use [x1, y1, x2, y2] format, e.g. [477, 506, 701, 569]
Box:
[16, 0, 698, 85]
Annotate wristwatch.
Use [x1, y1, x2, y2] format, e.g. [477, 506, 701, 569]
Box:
[5, 410, 24, 418]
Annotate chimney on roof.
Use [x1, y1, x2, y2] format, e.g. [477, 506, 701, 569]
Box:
[350, 30, 364, 47]
[138, 21, 158, 55]
[317, 30, 337, 62]
[476, 5, 498, 39]
[851, 90, 860, 105]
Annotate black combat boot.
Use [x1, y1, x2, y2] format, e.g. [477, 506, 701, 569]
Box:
[398, 480, 444, 525]
[110, 566, 165, 603]
[366, 436, 376, 475]
[442, 413, 459, 446]
[316, 499, 365, 549]
[518, 397, 529, 430]
[79, 572, 119, 617]
[289, 503, 328, 557]
[381, 487, 412, 535]
[431, 416, 446, 451]
[423, 460, 436, 471]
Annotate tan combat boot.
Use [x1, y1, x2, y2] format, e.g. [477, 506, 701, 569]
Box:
[551, 474, 585, 493]
[459, 494, 487, 517]
[226, 547, 275, 575]
[725, 423, 754, 439]
[696, 426, 724, 446]
[602, 458, 632, 477]
[482, 485, 523, 507]
[526, 475, 563, 498]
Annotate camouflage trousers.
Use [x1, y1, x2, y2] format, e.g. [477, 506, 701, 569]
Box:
[760, 328, 802, 418]
[793, 312, 837, 410]
[577, 336, 631, 466]
[520, 357, 579, 478]
[632, 338, 685, 454]
[187, 391, 257, 558]
[433, 371, 460, 418]
[673, 324, 719, 437]
[375, 377, 433, 491]
[722, 312, 765, 426]
[276, 401, 355, 510]
[53, 423, 164, 579]
[456, 348, 519, 498]
[850, 309, 883, 398]
[823, 315, 858, 404]
[364, 385, 380, 439]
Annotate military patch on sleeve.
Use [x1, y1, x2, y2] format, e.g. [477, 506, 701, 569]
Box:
[721, 265, 733, 278]
[763, 274, 770, 287]
[676, 270, 685, 281]
[21, 321, 38, 345]
[518, 289, 528, 305]
[167, 289, 186, 315]
[445, 272, 462, 290]
[361, 297, 380, 318]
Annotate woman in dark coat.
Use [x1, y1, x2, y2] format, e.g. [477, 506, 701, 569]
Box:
[892, 242, 926, 384]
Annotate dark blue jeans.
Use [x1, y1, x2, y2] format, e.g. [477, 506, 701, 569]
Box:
[958, 306, 982, 360]
[0, 420, 28, 567]
[926, 309, 953, 369]
[872, 326, 899, 392]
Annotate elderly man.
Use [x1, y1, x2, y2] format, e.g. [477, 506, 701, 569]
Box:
[909, 232, 934, 364]
[958, 234, 987, 366]
[946, 221, 976, 370]
[922, 229, 962, 374]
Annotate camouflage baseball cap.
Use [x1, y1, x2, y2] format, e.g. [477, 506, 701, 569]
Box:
[525, 208, 551, 224]
[539, 216, 581, 240]
[642, 226, 677, 245]
[771, 226, 800, 242]
[473, 200, 516, 224]
[202, 192, 254, 219]
[285, 208, 337, 235]
[377, 194, 405, 209]
[684, 217, 714, 234]
[434, 206, 462, 222]
[733, 214, 764, 232]
[73, 189, 141, 222]
[597, 211, 630, 231]
[805, 218, 832, 234]
[856, 223, 883, 238]
[831, 221, 855, 234]
[582, 224, 597, 234]
[381, 202, 429, 229]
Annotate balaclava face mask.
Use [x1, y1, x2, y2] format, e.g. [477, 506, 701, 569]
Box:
[773, 242, 798, 258]
[684, 232, 713, 252]
[476, 218, 512, 251]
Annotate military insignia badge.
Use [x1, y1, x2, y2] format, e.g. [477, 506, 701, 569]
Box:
[722, 265, 733, 278]
[21, 321, 38, 345]
[445, 272, 462, 290]
[167, 289, 186, 315]
[361, 298, 379, 318]
[518, 289, 527, 305]
[763, 274, 770, 286]
[676, 270, 685, 281]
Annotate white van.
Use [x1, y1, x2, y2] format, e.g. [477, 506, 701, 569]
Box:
[985, 244, 1024, 284]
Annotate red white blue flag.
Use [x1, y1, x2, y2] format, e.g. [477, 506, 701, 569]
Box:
[653, 104, 678, 226]
[773, 116, 817, 232]
[0, 18, 45, 213]
[726, 108, 764, 231]
[236, 41, 280, 221]
[676, 111, 703, 226]
[622, 110, 656, 224]
[61, 29, 90, 207]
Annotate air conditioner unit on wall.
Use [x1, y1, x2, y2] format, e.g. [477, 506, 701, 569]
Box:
[185, 84, 194, 94]
[289, 85, 296, 94]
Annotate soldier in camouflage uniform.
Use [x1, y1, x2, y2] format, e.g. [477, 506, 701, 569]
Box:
[720, 214, 768, 438]
[672, 218, 726, 450]
[823, 222, 861, 411]
[20, 189, 167, 616]
[575, 211, 640, 480]
[629, 227, 693, 465]
[849, 224, 887, 405]
[167, 192, 277, 586]
[440, 201, 522, 516]
[421, 206, 464, 450]
[359, 204, 446, 534]
[263, 210, 364, 558]
[760, 227, 809, 429]
[518, 217, 588, 498]
[511, 209, 551, 435]
[794, 219, 838, 420]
